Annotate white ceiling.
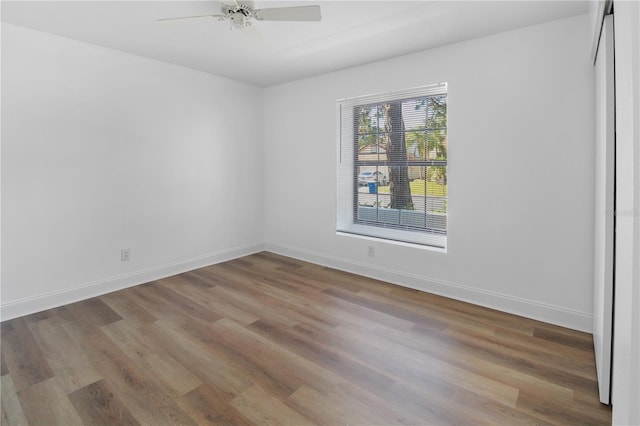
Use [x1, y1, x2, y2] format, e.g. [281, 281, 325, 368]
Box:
[1, 1, 589, 87]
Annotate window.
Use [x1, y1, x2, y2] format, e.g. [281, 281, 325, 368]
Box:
[337, 84, 447, 249]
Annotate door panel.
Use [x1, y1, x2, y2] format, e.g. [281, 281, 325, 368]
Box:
[593, 13, 615, 405]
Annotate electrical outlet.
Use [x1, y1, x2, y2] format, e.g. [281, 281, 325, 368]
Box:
[367, 246, 375, 257]
[121, 248, 130, 262]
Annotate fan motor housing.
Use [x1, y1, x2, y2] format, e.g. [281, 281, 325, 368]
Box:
[225, 4, 253, 17]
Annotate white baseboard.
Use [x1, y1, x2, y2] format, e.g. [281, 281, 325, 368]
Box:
[2, 241, 593, 333]
[265, 243, 593, 333]
[0, 243, 265, 321]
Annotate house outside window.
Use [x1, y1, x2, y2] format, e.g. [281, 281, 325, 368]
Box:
[337, 83, 447, 249]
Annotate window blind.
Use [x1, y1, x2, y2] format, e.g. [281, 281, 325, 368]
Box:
[336, 83, 448, 249]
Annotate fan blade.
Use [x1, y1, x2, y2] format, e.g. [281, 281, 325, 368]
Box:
[254, 5, 321, 22]
[157, 14, 225, 22]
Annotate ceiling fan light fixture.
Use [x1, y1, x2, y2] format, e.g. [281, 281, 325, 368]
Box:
[230, 12, 247, 29]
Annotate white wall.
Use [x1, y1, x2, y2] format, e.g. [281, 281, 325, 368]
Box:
[1, 15, 598, 332]
[264, 14, 595, 331]
[1, 23, 265, 319]
[611, 1, 640, 424]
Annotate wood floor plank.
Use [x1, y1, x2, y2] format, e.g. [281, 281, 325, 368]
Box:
[442, 328, 598, 391]
[61, 318, 150, 392]
[124, 284, 192, 329]
[372, 323, 576, 404]
[208, 284, 300, 328]
[230, 385, 315, 426]
[64, 298, 123, 328]
[248, 318, 397, 393]
[119, 380, 198, 426]
[140, 282, 223, 324]
[300, 321, 521, 409]
[572, 390, 616, 423]
[375, 379, 468, 424]
[248, 252, 306, 270]
[383, 284, 541, 337]
[142, 319, 254, 398]
[16, 377, 84, 425]
[213, 263, 342, 329]
[320, 288, 416, 331]
[177, 384, 254, 426]
[533, 326, 595, 351]
[176, 270, 217, 290]
[494, 326, 597, 364]
[1, 375, 29, 426]
[68, 379, 139, 426]
[447, 324, 597, 378]
[0, 342, 9, 377]
[516, 389, 611, 425]
[358, 286, 519, 337]
[99, 290, 158, 328]
[184, 318, 309, 399]
[155, 276, 261, 326]
[287, 384, 357, 425]
[200, 320, 420, 424]
[100, 320, 202, 397]
[127, 281, 222, 327]
[27, 317, 103, 393]
[0, 251, 611, 425]
[1, 318, 54, 392]
[449, 385, 557, 426]
[218, 260, 330, 302]
[288, 383, 422, 426]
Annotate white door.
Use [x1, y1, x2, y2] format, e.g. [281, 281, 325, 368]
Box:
[593, 13, 615, 405]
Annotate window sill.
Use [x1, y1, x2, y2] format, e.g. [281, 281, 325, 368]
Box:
[336, 231, 447, 253]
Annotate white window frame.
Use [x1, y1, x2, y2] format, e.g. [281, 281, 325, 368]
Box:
[336, 83, 448, 250]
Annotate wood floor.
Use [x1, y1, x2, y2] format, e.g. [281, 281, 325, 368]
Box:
[1, 252, 611, 425]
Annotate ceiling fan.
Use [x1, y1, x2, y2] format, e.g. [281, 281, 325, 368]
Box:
[158, 1, 321, 30]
